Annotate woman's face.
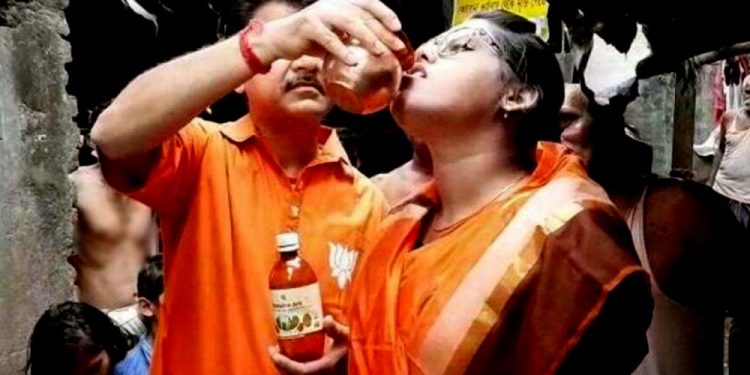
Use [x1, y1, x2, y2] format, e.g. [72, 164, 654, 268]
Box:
[391, 19, 508, 139]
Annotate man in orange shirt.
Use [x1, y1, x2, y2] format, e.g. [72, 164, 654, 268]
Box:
[91, 1, 406, 373]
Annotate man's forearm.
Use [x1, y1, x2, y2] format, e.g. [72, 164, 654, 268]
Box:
[91, 0, 405, 161]
[92, 34, 274, 160]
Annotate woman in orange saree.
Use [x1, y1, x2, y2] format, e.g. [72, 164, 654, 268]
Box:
[349, 10, 653, 375]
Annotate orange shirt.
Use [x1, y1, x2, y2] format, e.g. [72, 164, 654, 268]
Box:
[107, 116, 386, 374]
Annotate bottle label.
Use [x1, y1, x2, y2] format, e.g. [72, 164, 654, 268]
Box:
[271, 283, 324, 339]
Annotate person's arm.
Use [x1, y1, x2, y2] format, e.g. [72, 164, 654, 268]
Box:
[644, 180, 749, 374]
[709, 114, 729, 185]
[91, 0, 405, 162]
[91, 35, 255, 162]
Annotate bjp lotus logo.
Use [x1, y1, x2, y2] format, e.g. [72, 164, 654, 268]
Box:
[328, 242, 359, 290]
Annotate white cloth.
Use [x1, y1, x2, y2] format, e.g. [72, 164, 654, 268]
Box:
[103, 303, 146, 337]
[694, 127, 720, 157]
[714, 116, 750, 204]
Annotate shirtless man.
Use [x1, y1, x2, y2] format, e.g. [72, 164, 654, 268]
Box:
[711, 75, 750, 236]
[560, 83, 748, 375]
[68, 139, 156, 336]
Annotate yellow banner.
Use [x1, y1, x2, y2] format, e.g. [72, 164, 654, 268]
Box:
[452, 0, 549, 39]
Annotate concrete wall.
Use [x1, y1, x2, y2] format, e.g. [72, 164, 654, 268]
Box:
[564, 46, 717, 179]
[626, 73, 676, 176]
[692, 63, 720, 183]
[0, 0, 78, 373]
[625, 64, 717, 180]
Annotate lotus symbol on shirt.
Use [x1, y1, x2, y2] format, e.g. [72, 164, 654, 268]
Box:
[329, 242, 359, 290]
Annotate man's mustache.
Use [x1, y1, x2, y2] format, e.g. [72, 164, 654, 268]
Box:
[285, 75, 324, 93]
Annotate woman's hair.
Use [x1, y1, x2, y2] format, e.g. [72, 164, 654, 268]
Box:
[472, 10, 564, 152]
[25, 302, 131, 375]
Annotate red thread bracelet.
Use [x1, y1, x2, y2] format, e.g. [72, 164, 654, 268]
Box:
[239, 19, 271, 75]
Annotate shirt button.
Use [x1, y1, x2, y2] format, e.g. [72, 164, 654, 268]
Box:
[290, 205, 300, 218]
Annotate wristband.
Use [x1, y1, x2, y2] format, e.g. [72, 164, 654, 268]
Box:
[239, 19, 271, 75]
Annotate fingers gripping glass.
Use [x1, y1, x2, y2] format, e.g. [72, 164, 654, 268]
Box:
[427, 27, 502, 58]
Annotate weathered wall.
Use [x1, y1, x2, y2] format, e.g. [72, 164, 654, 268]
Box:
[564, 47, 717, 179]
[626, 73, 676, 176]
[557, 49, 678, 177]
[0, 0, 78, 373]
[626, 64, 717, 180]
[693, 63, 720, 183]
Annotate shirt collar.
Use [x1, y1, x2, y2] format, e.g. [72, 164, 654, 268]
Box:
[219, 115, 353, 177]
[139, 336, 152, 367]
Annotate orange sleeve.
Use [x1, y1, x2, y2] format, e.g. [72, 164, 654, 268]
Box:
[100, 118, 215, 216]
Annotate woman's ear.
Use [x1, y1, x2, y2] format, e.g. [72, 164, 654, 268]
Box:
[500, 85, 541, 116]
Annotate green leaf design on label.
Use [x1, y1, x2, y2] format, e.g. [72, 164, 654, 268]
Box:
[271, 284, 324, 338]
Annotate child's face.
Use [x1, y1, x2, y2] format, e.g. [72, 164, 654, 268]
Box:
[71, 346, 110, 375]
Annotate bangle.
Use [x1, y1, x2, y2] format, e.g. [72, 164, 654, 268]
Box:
[239, 19, 271, 75]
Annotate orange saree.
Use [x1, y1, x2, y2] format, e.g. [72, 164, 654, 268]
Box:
[349, 143, 653, 375]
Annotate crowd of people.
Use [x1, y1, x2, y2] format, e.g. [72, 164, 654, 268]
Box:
[24, 0, 748, 374]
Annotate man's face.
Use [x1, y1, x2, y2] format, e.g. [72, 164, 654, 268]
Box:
[560, 84, 594, 163]
[243, 2, 332, 122]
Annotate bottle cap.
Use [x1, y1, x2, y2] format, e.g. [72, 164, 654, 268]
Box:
[276, 232, 300, 253]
